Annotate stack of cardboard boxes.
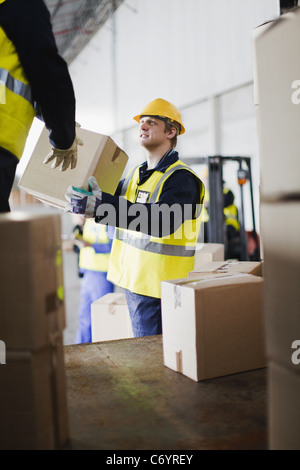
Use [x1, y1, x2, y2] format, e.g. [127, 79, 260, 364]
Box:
[0, 128, 129, 449]
[161, 257, 265, 382]
[0, 212, 68, 450]
[254, 7, 300, 450]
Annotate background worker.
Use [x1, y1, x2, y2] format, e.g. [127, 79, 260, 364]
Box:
[223, 187, 241, 259]
[73, 218, 114, 344]
[0, 0, 81, 213]
[66, 98, 205, 337]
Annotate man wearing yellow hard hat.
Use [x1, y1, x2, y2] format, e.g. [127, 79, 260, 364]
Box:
[66, 98, 205, 337]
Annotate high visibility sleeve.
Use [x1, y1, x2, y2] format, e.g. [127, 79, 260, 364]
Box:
[0, 0, 76, 149]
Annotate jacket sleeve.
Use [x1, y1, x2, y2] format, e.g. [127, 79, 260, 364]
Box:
[0, 0, 76, 149]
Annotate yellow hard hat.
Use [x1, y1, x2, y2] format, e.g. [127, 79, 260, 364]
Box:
[133, 98, 185, 135]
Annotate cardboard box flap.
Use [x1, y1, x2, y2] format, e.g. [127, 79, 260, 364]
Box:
[189, 260, 263, 278]
[93, 292, 127, 306]
[163, 273, 262, 292]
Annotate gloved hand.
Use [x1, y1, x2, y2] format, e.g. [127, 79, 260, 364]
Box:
[65, 176, 102, 218]
[43, 123, 83, 171]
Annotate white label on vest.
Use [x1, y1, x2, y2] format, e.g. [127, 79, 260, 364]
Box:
[136, 190, 150, 203]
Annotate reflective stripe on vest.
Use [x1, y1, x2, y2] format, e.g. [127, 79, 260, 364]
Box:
[107, 160, 204, 298]
[79, 220, 111, 272]
[0, 26, 35, 158]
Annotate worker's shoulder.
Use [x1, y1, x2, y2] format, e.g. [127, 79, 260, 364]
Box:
[168, 164, 202, 183]
[164, 166, 202, 194]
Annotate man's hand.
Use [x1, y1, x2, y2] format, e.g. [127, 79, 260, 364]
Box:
[65, 176, 102, 218]
[43, 123, 83, 171]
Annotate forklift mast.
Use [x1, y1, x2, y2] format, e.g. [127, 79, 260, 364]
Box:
[182, 156, 260, 261]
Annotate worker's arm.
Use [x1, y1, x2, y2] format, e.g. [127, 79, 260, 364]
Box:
[0, 0, 76, 150]
[66, 172, 202, 238]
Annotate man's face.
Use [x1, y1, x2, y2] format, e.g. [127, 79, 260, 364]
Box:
[139, 116, 168, 148]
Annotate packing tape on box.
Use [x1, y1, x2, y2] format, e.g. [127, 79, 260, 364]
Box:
[174, 285, 181, 309]
[176, 350, 183, 373]
[173, 273, 249, 309]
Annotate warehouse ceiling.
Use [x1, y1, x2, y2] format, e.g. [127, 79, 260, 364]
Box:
[44, 0, 124, 64]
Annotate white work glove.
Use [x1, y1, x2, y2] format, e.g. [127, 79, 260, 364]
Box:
[65, 176, 102, 218]
[43, 123, 83, 171]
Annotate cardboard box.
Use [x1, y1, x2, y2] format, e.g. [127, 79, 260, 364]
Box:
[189, 260, 263, 279]
[91, 293, 133, 342]
[161, 274, 266, 382]
[253, 8, 300, 199]
[0, 212, 65, 350]
[19, 126, 129, 209]
[260, 201, 300, 372]
[193, 243, 224, 271]
[268, 362, 300, 450]
[0, 334, 68, 450]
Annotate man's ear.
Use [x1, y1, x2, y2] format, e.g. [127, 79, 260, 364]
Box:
[167, 126, 177, 140]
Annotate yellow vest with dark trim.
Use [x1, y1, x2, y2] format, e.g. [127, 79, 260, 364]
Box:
[0, 12, 36, 159]
[224, 204, 240, 232]
[223, 188, 240, 232]
[79, 219, 111, 272]
[107, 160, 204, 298]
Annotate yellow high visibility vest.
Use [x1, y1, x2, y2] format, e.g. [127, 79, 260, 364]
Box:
[79, 220, 111, 272]
[223, 188, 240, 232]
[107, 160, 204, 298]
[0, 14, 36, 159]
[224, 204, 240, 232]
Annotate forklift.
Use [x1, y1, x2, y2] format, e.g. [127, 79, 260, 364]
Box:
[182, 156, 261, 261]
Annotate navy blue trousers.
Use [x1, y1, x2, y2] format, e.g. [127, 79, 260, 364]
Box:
[125, 290, 162, 337]
[0, 148, 18, 213]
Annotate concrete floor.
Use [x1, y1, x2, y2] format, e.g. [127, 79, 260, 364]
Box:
[63, 336, 268, 450]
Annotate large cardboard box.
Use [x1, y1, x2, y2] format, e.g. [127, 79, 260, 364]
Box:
[189, 260, 263, 279]
[193, 243, 224, 271]
[0, 334, 68, 450]
[260, 201, 300, 372]
[161, 274, 266, 382]
[0, 212, 65, 350]
[19, 126, 129, 209]
[91, 293, 133, 342]
[268, 362, 300, 450]
[253, 8, 300, 199]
